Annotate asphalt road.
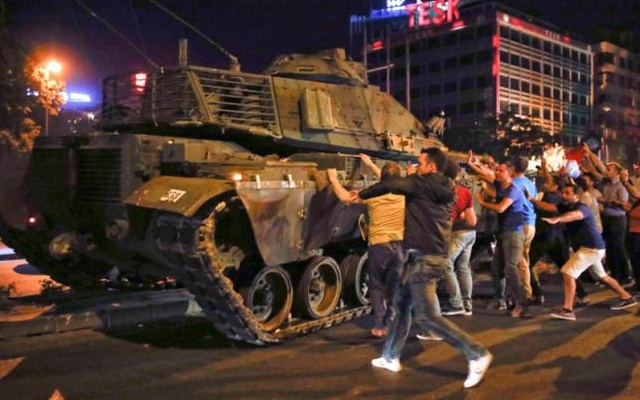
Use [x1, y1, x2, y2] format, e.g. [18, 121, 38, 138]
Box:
[1, 280, 639, 400]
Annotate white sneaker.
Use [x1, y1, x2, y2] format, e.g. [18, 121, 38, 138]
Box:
[463, 353, 493, 388]
[416, 332, 444, 341]
[371, 357, 402, 372]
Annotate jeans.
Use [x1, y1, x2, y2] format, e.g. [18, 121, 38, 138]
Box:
[443, 230, 476, 310]
[367, 241, 405, 330]
[492, 230, 526, 306]
[382, 250, 489, 362]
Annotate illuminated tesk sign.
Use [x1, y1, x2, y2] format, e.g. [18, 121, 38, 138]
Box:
[406, 0, 461, 28]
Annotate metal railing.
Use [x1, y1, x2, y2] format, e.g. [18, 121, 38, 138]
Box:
[100, 66, 279, 135]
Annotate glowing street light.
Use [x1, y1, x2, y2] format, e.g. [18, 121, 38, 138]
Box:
[42, 60, 63, 136]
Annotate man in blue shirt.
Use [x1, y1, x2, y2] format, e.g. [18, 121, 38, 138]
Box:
[510, 156, 537, 302]
[475, 163, 528, 317]
[543, 183, 638, 321]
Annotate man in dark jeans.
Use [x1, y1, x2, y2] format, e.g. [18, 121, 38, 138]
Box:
[351, 148, 492, 389]
[328, 156, 405, 338]
[599, 162, 632, 284]
[475, 163, 527, 317]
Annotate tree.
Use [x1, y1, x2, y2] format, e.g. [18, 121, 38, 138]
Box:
[0, 32, 64, 153]
[444, 111, 555, 162]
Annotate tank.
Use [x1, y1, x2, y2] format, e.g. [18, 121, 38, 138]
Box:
[0, 48, 448, 345]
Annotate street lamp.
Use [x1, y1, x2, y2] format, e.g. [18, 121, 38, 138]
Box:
[42, 60, 62, 136]
[602, 106, 611, 163]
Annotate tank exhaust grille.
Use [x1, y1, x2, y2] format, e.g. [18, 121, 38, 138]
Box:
[100, 66, 279, 135]
[29, 147, 70, 208]
[77, 148, 123, 203]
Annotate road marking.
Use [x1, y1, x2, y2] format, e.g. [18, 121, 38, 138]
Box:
[0, 357, 24, 380]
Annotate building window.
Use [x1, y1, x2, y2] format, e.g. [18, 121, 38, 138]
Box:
[444, 56, 458, 70]
[500, 51, 509, 63]
[428, 60, 442, 73]
[544, 86, 551, 97]
[522, 105, 530, 115]
[521, 57, 530, 69]
[553, 66, 561, 78]
[476, 25, 493, 38]
[532, 61, 541, 73]
[521, 81, 530, 92]
[553, 110, 560, 121]
[544, 63, 551, 75]
[510, 29, 521, 43]
[477, 49, 492, 63]
[477, 74, 490, 88]
[459, 53, 475, 66]
[460, 101, 474, 114]
[500, 76, 509, 87]
[500, 25, 509, 38]
[598, 52, 615, 65]
[443, 104, 457, 116]
[532, 107, 541, 118]
[532, 37, 541, 49]
[460, 28, 474, 42]
[510, 54, 521, 67]
[532, 84, 541, 95]
[544, 109, 551, 119]
[543, 41, 552, 53]
[553, 89, 560, 100]
[444, 81, 457, 92]
[460, 77, 474, 91]
[510, 78, 520, 90]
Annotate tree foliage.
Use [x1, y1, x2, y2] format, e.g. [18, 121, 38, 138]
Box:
[443, 111, 556, 162]
[0, 32, 64, 153]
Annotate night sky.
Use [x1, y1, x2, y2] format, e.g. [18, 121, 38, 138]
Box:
[7, 0, 640, 98]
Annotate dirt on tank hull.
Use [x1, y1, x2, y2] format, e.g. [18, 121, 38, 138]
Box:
[0, 49, 448, 344]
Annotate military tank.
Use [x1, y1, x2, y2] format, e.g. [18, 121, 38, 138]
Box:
[0, 48, 447, 345]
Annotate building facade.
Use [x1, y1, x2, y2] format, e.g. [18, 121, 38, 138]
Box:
[593, 41, 640, 162]
[350, 0, 593, 145]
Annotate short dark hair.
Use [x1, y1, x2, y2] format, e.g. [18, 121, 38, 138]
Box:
[512, 156, 529, 173]
[442, 158, 460, 179]
[563, 182, 582, 195]
[421, 147, 448, 172]
[380, 162, 401, 182]
[575, 177, 588, 192]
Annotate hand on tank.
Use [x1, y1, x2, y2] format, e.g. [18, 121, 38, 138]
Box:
[349, 190, 361, 202]
[327, 168, 339, 182]
[359, 153, 373, 167]
[406, 163, 417, 175]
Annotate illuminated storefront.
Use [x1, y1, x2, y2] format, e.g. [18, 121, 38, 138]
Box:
[350, 0, 592, 141]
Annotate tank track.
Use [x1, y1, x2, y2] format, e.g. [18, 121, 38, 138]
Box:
[0, 225, 108, 288]
[157, 204, 371, 345]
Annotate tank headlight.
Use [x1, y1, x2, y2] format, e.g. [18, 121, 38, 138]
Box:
[231, 172, 243, 181]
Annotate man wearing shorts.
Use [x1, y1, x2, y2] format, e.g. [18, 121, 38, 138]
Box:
[542, 183, 638, 321]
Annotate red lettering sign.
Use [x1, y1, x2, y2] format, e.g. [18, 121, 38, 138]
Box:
[407, 0, 460, 28]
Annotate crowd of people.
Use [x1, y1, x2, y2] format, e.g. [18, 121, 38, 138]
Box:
[325, 143, 639, 389]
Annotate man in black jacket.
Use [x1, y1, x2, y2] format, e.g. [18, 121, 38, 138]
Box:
[351, 148, 492, 389]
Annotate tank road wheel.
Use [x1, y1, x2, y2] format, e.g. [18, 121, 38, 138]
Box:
[240, 266, 293, 332]
[295, 256, 342, 319]
[340, 252, 370, 306]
